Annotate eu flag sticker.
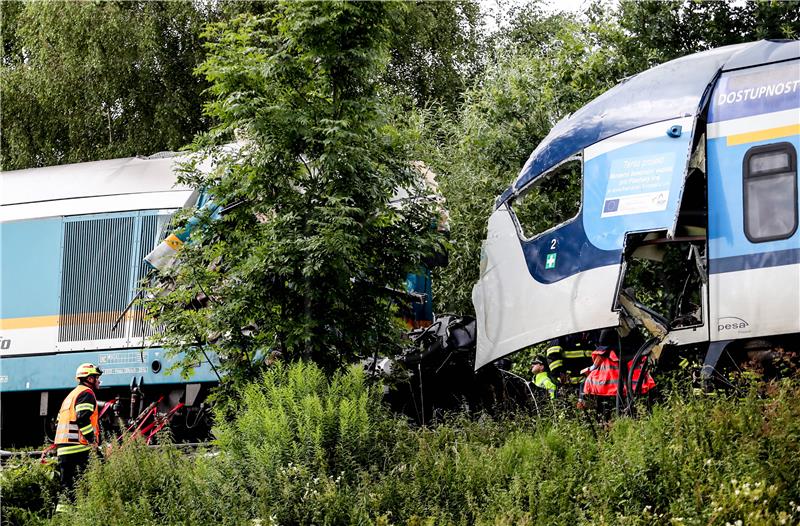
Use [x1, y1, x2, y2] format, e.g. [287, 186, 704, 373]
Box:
[545, 252, 557, 269]
[603, 198, 620, 213]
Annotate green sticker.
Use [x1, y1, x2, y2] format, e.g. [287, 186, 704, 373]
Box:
[545, 252, 557, 269]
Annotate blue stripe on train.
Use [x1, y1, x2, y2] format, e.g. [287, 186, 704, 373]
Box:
[708, 247, 800, 274]
[0, 348, 219, 392]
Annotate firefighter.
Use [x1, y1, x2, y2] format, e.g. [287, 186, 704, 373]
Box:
[530, 356, 556, 399]
[54, 363, 102, 511]
[545, 331, 599, 389]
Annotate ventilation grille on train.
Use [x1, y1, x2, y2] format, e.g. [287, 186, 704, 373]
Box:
[59, 217, 135, 341]
[58, 214, 168, 343]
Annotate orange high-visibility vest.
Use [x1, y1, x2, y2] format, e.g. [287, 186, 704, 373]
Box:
[584, 349, 655, 397]
[55, 385, 99, 455]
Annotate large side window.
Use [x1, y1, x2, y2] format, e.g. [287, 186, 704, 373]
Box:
[743, 142, 798, 243]
[509, 158, 582, 239]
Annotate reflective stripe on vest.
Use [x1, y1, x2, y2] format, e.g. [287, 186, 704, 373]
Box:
[57, 443, 92, 456]
[533, 372, 556, 399]
[55, 385, 99, 451]
[563, 349, 593, 359]
[546, 345, 563, 356]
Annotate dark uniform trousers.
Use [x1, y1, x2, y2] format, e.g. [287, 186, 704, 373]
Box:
[58, 450, 90, 501]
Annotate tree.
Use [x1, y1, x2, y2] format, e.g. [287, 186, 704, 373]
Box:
[216, 0, 486, 114]
[0, 1, 214, 170]
[618, 0, 800, 70]
[383, 0, 485, 113]
[143, 1, 441, 381]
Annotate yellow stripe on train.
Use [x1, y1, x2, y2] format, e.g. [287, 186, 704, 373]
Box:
[0, 311, 145, 330]
[727, 124, 800, 146]
[0, 315, 60, 330]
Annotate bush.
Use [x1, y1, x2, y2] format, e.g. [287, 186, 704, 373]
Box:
[213, 361, 392, 522]
[49, 438, 244, 526]
[0, 457, 58, 526]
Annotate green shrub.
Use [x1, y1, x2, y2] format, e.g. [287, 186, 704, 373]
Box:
[51, 439, 248, 526]
[0, 457, 58, 525]
[213, 361, 391, 522]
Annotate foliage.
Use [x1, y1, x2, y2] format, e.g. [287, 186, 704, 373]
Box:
[47, 439, 241, 526]
[212, 361, 394, 523]
[142, 1, 442, 381]
[0, 1, 214, 171]
[618, 0, 800, 70]
[15, 364, 800, 525]
[383, 0, 485, 113]
[0, 457, 58, 526]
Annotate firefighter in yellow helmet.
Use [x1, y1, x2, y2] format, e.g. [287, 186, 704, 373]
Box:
[54, 363, 102, 511]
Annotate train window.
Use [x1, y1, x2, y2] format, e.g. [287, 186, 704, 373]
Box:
[509, 159, 581, 239]
[743, 142, 798, 243]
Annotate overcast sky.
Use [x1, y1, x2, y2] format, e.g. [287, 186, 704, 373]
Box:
[479, 0, 609, 32]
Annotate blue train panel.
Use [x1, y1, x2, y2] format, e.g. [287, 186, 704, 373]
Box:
[0, 218, 63, 320]
[0, 348, 219, 392]
[707, 58, 800, 342]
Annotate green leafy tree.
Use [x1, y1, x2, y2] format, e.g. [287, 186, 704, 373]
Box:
[383, 0, 485, 113]
[217, 0, 486, 114]
[0, 1, 213, 170]
[143, 1, 440, 382]
[618, 0, 800, 70]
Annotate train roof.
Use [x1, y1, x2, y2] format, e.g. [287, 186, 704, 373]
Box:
[497, 39, 800, 207]
[0, 153, 196, 222]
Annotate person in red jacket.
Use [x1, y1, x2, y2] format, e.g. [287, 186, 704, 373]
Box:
[54, 363, 102, 511]
[584, 329, 655, 417]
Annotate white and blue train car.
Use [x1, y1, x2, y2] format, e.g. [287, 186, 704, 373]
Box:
[0, 154, 218, 446]
[473, 40, 800, 377]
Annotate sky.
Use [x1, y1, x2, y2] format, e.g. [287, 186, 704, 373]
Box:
[479, 0, 609, 32]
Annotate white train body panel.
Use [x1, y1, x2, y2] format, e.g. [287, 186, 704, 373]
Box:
[472, 208, 619, 369]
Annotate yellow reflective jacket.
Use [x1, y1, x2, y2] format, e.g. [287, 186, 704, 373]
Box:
[55, 385, 99, 456]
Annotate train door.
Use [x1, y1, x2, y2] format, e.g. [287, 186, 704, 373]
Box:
[707, 58, 800, 343]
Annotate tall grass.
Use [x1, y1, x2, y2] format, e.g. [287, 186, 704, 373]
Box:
[5, 363, 799, 525]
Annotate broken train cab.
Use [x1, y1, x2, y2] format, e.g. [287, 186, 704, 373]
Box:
[473, 40, 800, 384]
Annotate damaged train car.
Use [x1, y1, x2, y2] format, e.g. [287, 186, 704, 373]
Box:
[473, 39, 800, 382]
